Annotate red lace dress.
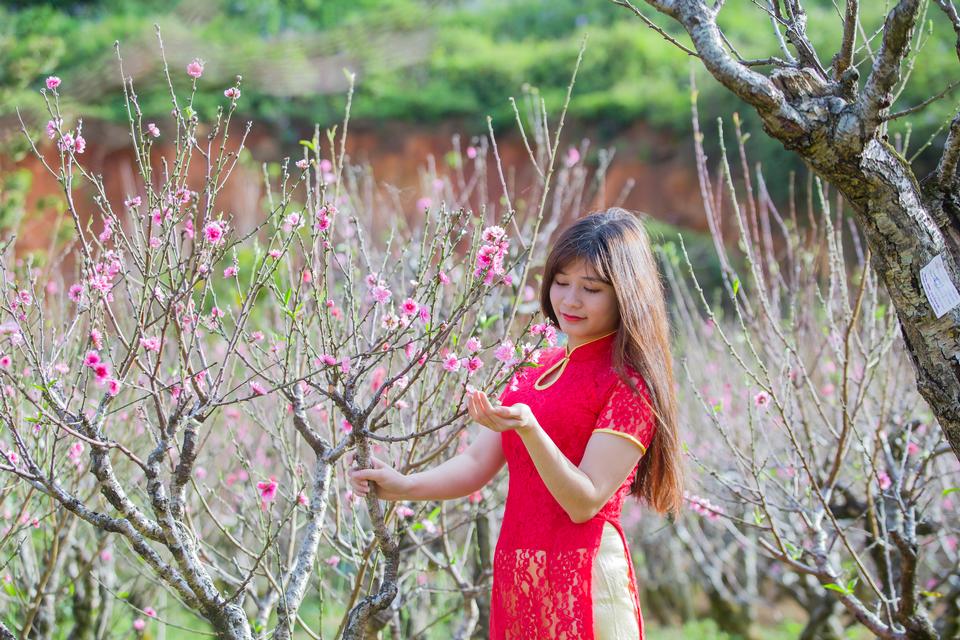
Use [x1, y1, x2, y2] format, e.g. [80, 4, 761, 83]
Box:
[491, 330, 656, 639]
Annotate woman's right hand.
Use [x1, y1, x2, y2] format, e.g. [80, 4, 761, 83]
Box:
[347, 456, 412, 501]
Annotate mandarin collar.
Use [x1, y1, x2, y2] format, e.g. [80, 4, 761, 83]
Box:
[563, 330, 618, 362]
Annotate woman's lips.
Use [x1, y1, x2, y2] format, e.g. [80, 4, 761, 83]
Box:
[561, 313, 584, 322]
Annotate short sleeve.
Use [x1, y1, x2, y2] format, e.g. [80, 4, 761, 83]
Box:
[593, 372, 656, 455]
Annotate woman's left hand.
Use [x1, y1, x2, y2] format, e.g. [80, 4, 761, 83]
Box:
[467, 389, 537, 434]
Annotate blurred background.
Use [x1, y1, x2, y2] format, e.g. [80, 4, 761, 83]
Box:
[2, 0, 957, 256]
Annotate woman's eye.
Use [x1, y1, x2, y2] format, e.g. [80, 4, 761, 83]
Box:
[555, 281, 568, 287]
[584, 288, 599, 293]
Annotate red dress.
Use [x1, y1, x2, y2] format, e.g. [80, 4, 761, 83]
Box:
[491, 330, 656, 639]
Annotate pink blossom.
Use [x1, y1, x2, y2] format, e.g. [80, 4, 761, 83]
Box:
[142, 337, 161, 352]
[74, 135, 86, 154]
[396, 505, 415, 518]
[133, 619, 146, 631]
[466, 337, 481, 353]
[296, 159, 309, 170]
[340, 357, 351, 374]
[493, 342, 515, 364]
[319, 354, 338, 366]
[224, 265, 239, 278]
[84, 351, 100, 367]
[417, 573, 428, 586]
[45, 76, 61, 90]
[482, 226, 506, 243]
[90, 328, 103, 349]
[438, 271, 450, 285]
[268, 249, 282, 259]
[468, 490, 483, 504]
[684, 492, 723, 520]
[370, 285, 392, 305]
[147, 123, 160, 138]
[46, 118, 62, 139]
[564, 147, 580, 167]
[186, 58, 204, 79]
[68, 284, 84, 303]
[820, 383, 835, 396]
[415, 197, 432, 211]
[143, 607, 157, 618]
[325, 555, 340, 567]
[250, 381, 268, 396]
[418, 307, 430, 323]
[17, 291, 32, 307]
[754, 392, 770, 409]
[224, 87, 241, 100]
[442, 353, 461, 372]
[98, 221, 112, 243]
[400, 298, 419, 317]
[257, 476, 278, 503]
[210, 306, 224, 320]
[1, 355, 14, 370]
[250, 331, 265, 342]
[99, 549, 111, 562]
[466, 356, 483, 374]
[125, 196, 141, 208]
[203, 221, 224, 245]
[466, 146, 477, 159]
[297, 492, 308, 506]
[6, 450, 18, 465]
[57, 132, 74, 152]
[106, 379, 121, 396]
[907, 441, 920, 456]
[341, 419, 352, 433]
[877, 471, 891, 491]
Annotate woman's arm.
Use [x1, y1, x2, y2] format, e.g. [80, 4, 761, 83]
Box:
[348, 427, 505, 501]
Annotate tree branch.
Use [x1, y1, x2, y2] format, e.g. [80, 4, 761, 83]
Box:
[859, 0, 923, 135]
[937, 112, 960, 189]
[934, 0, 960, 62]
[833, 0, 859, 79]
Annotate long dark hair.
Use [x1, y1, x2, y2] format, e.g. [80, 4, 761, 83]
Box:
[540, 208, 683, 517]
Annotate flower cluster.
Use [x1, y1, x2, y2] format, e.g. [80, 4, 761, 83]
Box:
[684, 492, 723, 520]
[530, 322, 558, 347]
[83, 350, 121, 396]
[474, 226, 511, 286]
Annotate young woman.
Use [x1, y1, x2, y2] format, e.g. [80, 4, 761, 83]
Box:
[348, 208, 683, 639]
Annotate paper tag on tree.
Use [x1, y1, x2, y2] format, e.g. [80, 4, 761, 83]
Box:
[920, 253, 960, 318]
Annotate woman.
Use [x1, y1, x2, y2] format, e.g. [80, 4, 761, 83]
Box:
[349, 208, 684, 639]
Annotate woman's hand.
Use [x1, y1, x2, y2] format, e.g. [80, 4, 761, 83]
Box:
[347, 456, 412, 501]
[467, 389, 537, 434]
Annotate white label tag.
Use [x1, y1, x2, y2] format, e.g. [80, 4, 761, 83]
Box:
[920, 253, 960, 318]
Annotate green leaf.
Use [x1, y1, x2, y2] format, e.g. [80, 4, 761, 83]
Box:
[732, 278, 740, 296]
[3, 583, 15, 596]
[823, 583, 852, 595]
[427, 506, 441, 521]
[299, 139, 317, 152]
[117, 591, 129, 599]
[943, 487, 959, 497]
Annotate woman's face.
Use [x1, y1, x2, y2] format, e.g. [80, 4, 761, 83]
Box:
[549, 258, 620, 348]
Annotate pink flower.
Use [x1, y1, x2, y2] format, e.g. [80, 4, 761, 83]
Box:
[418, 307, 430, 323]
[466, 146, 477, 159]
[564, 147, 580, 167]
[250, 381, 268, 396]
[84, 351, 100, 367]
[125, 196, 141, 208]
[57, 132, 74, 152]
[493, 342, 515, 364]
[296, 159, 308, 170]
[68, 442, 84, 464]
[297, 492, 308, 506]
[257, 476, 278, 503]
[370, 285, 392, 305]
[396, 505, 415, 518]
[74, 135, 86, 154]
[1, 355, 14, 369]
[46, 119, 62, 139]
[186, 58, 204, 79]
[133, 619, 146, 631]
[907, 441, 920, 456]
[481, 226, 506, 243]
[147, 123, 160, 138]
[319, 354, 338, 366]
[203, 221, 224, 245]
[250, 331, 265, 342]
[223, 265, 238, 278]
[416, 197, 432, 211]
[45, 76, 61, 90]
[268, 249, 282, 259]
[466, 356, 483, 374]
[442, 353, 461, 373]
[325, 555, 340, 567]
[106, 379, 121, 396]
[466, 337, 482, 353]
[68, 284, 84, 303]
[341, 419, 352, 433]
[224, 87, 241, 100]
[90, 329, 103, 349]
[438, 271, 450, 285]
[340, 357, 351, 374]
[754, 392, 770, 409]
[142, 337, 161, 352]
[400, 298, 419, 317]
[143, 607, 156, 618]
[877, 471, 892, 491]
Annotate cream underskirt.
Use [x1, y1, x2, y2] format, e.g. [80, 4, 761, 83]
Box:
[592, 521, 641, 639]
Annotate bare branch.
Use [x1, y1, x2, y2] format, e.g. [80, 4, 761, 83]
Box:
[859, 0, 924, 135]
[883, 78, 960, 121]
[833, 0, 859, 79]
[936, 113, 960, 189]
[611, 0, 699, 57]
[934, 0, 960, 62]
